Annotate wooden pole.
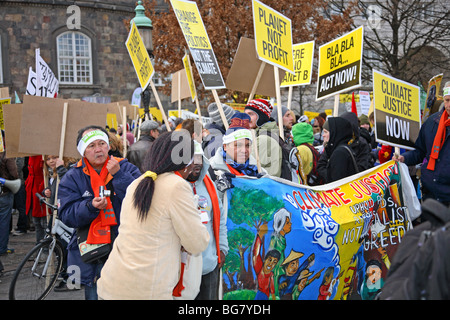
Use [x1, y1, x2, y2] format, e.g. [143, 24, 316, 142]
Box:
[211, 89, 229, 130]
[274, 66, 284, 140]
[150, 79, 171, 131]
[248, 61, 266, 102]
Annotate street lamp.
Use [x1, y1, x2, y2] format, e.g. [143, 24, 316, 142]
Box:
[132, 0, 153, 120]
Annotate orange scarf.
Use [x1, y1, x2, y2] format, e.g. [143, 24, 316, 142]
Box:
[226, 164, 245, 176]
[427, 111, 450, 171]
[84, 158, 117, 244]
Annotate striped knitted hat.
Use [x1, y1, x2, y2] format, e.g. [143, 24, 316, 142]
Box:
[245, 99, 273, 127]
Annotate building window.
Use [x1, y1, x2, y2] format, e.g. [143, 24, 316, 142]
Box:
[57, 31, 92, 84]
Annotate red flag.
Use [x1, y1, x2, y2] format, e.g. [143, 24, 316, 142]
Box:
[351, 92, 358, 116]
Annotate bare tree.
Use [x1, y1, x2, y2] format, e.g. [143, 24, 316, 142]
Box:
[328, 0, 450, 86]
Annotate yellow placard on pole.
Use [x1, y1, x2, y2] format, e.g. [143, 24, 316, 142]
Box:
[281, 41, 314, 87]
[170, 0, 225, 90]
[252, 0, 294, 73]
[125, 21, 155, 90]
[182, 53, 197, 102]
[0, 97, 12, 131]
[373, 69, 421, 150]
[316, 26, 364, 101]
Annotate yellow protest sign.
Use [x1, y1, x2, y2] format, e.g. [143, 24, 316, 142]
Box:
[316, 26, 363, 101]
[171, 0, 225, 90]
[281, 41, 314, 87]
[0, 97, 11, 131]
[252, 0, 294, 73]
[373, 70, 421, 150]
[125, 21, 154, 90]
[182, 53, 197, 102]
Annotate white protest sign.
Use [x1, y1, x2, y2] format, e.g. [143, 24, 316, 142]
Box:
[35, 48, 59, 98]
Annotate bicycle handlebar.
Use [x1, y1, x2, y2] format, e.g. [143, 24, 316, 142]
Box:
[35, 193, 58, 211]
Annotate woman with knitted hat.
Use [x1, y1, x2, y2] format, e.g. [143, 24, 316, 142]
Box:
[244, 99, 283, 177]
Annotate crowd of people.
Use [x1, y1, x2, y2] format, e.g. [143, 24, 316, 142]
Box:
[0, 82, 449, 300]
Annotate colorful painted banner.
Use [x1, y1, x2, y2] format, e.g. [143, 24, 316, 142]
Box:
[373, 70, 421, 150]
[252, 0, 294, 73]
[171, 0, 226, 90]
[316, 26, 363, 101]
[280, 41, 314, 87]
[125, 21, 155, 90]
[223, 161, 415, 300]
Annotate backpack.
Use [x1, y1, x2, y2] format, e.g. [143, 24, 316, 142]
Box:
[378, 199, 450, 300]
[300, 143, 324, 186]
[259, 130, 299, 182]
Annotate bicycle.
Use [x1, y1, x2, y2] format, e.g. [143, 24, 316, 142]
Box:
[8, 193, 74, 300]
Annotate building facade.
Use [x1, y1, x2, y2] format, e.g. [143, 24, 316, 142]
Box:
[0, 0, 168, 105]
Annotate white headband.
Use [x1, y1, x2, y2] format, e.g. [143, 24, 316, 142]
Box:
[222, 129, 253, 145]
[443, 87, 450, 97]
[77, 130, 109, 157]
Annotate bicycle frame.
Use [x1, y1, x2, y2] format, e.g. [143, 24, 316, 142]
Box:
[31, 238, 58, 279]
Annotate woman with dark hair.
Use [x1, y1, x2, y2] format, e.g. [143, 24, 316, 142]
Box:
[97, 130, 210, 300]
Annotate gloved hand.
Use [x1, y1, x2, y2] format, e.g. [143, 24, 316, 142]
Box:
[214, 170, 236, 193]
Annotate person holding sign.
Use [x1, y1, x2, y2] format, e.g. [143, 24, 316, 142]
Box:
[58, 126, 141, 300]
[395, 85, 450, 206]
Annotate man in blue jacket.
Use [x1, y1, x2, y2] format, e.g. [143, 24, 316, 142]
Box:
[58, 125, 141, 299]
[396, 85, 450, 206]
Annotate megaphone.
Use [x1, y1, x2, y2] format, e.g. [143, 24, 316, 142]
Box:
[0, 178, 21, 194]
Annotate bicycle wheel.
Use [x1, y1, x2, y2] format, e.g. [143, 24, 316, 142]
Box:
[9, 238, 64, 300]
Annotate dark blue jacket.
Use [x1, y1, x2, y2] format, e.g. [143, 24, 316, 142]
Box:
[58, 157, 141, 286]
[403, 109, 450, 203]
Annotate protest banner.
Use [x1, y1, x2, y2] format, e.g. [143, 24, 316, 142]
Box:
[18, 95, 108, 159]
[171, 69, 190, 116]
[35, 48, 59, 98]
[280, 41, 314, 110]
[222, 160, 417, 300]
[171, 0, 227, 128]
[0, 97, 11, 130]
[252, 0, 293, 138]
[252, 0, 294, 73]
[126, 21, 171, 131]
[25, 67, 37, 96]
[359, 91, 371, 115]
[170, 0, 225, 91]
[316, 26, 363, 102]
[182, 53, 203, 122]
[281, 41, 314, 87]
[373, 70, 421, 150]
[125, 21, 154, 91]
[422, 73, 443, 122]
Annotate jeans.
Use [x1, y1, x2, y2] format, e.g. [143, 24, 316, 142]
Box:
[0, 192, 14, 254]
[195, 264, 220, 300]
[84, 262, 104, 300]
[13, 184, 28, 232]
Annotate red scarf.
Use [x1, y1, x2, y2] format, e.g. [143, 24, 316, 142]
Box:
[427, 111, 450, 171]
[226, 164, 245, 176]
[84, 158, 118, 244]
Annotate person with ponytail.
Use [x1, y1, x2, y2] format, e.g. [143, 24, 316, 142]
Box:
[97, 130, 210, 300]
[58, 125, 141, 300]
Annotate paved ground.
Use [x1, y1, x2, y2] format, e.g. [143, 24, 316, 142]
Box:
[0, 212, 85, 300]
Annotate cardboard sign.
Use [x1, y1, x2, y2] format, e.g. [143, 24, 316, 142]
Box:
[170, 0, 225, 90]
[226, 37, 285, 97]
[316, 26, 363, 101]
[2, 104, 34, 157]
[252, 0, 294, 73]
[182, 53, 197, 102]
[35, 48, 59, 98]
[125, 21, 155, 90]
[281, 41, 314, 87]
[373, 70, 421, 150]
[171, 69, 191, 103]
[18, 95, 108, 158]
